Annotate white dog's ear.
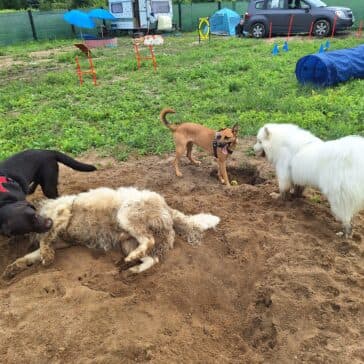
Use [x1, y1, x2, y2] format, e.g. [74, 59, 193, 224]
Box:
[264, 127, 270, 139]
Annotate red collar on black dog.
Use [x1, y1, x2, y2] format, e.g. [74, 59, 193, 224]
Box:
[0, 176, 14, 193]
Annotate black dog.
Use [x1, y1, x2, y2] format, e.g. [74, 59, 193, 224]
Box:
[0, 201, 53, 237]
[0, 149, 96, 236]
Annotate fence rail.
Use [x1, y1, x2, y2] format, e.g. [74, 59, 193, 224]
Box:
[0, 0, 363, 46]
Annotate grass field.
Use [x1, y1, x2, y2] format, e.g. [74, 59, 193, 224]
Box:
[0, 33, 363, 160]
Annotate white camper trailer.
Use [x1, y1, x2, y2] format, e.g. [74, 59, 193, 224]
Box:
[108, 0, 173, 33]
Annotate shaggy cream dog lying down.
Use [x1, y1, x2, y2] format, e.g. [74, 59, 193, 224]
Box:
[3, 187, 220, 279]
[254, 123, 364, 237]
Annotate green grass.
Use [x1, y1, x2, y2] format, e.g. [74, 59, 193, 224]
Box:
[0, 33, 363, 160]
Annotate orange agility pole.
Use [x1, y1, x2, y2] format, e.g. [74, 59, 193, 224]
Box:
[132, 36, 162, 72]
[287, 15, 294, 41]
[331, 15, 338, 38]
[308, 21, 314, 39]
[133, 42, 157, 72]
[356, 20, 363, 38]
[74, 43, 97, 86]
[269, 21, 272, 39]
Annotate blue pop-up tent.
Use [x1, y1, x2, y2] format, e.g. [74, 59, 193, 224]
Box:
[210, 8, 240, 36]
[295, 45, 364, 87]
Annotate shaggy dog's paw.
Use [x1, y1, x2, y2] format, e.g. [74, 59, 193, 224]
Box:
[336, 231, 344, 237]
[127, 265, 141, 274]
[118, 259, 140, 271]
[2, 264, 20, 280]
[125, 250, 145, 263]
[270, 192, 281, 200]
[41, 250, 55, 266]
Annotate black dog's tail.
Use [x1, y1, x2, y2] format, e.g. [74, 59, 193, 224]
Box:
[53, 151, 97, 172]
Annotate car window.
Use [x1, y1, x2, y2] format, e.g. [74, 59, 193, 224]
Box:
[288, 0, 310, 9]
[307, 0, 327, 6]
[266, 0, 285, 9]
[255, 1, 264, 9]
[288, 0, 301, 8]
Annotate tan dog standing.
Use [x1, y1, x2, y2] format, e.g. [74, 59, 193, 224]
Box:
[160, 108, 238, 186]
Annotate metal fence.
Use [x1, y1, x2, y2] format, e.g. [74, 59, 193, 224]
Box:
[0, 0, 363, 46]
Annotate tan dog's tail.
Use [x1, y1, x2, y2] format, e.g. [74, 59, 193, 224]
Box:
[160, 108, 177, 131]
[169, 208, 220, 244]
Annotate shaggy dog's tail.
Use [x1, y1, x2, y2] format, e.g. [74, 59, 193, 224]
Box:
[160, 108, 177, 131]
[169, 208, 220, 244]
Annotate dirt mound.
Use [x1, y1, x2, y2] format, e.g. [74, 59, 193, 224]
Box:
[0, 139, 362, 363]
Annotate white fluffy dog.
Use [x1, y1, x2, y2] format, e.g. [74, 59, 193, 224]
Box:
[254, 124, 322, 198]
[254, 123, 364, 237]
[3, 186, 220, 279]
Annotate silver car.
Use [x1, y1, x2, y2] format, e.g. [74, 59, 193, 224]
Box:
[243, 0, 354, 38]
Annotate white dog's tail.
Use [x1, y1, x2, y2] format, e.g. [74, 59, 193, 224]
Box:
[169, 208, 220, 244]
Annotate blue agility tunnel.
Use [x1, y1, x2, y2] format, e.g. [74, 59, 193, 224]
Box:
[295, 45, 364, 87]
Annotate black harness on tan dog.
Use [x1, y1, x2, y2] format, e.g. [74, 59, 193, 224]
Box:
[212, 132, 234, 158]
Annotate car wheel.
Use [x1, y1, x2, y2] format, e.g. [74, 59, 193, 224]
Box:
[250, 22, 266, 38]
[313, 19, 330, 37]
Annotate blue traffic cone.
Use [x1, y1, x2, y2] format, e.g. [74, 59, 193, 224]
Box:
[318, 44, 325, 53]
[272, 43, 279, 55]
[325, 40, 330, 50]
[282, 41, 289, 52]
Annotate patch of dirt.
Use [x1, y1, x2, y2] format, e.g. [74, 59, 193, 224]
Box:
[0, 57, 24, 70]
[0, 138, 363, 363]
[29, 47, 75, 59]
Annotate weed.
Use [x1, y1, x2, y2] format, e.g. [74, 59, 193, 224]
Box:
[0, 34, 363, 160]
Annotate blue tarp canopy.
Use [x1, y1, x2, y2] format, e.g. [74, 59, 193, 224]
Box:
[210, 8, 240, 36]
[295, 45, 364, 87]
[88, 8, 116, 20]
[63, 10, 95, 29]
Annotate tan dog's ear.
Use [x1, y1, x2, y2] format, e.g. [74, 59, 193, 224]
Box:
[264, 126, 270, 139]
[232, 124, 239, 135]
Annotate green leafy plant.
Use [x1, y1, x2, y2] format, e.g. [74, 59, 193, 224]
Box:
[0, 34, 363, 161]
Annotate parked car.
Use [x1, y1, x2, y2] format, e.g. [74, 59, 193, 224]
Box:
[243, 0, 354, 38]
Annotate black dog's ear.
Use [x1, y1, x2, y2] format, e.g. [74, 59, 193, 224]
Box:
[232, 124, 239, 134]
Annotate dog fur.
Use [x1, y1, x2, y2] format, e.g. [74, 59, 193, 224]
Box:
[160, 108, 238, 186]
[254, 123, 364, 236]
[0, 201, 52, 236]
[0, 149, 97, 199]
[2, 186, 220, 279]
[0, 149, 96, 236]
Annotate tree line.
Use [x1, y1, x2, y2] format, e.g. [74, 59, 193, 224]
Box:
[0, 0, 106, 10]
[0, 0, 227, 10]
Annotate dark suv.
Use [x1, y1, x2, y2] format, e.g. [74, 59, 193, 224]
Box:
[243, 0, 354, 38]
